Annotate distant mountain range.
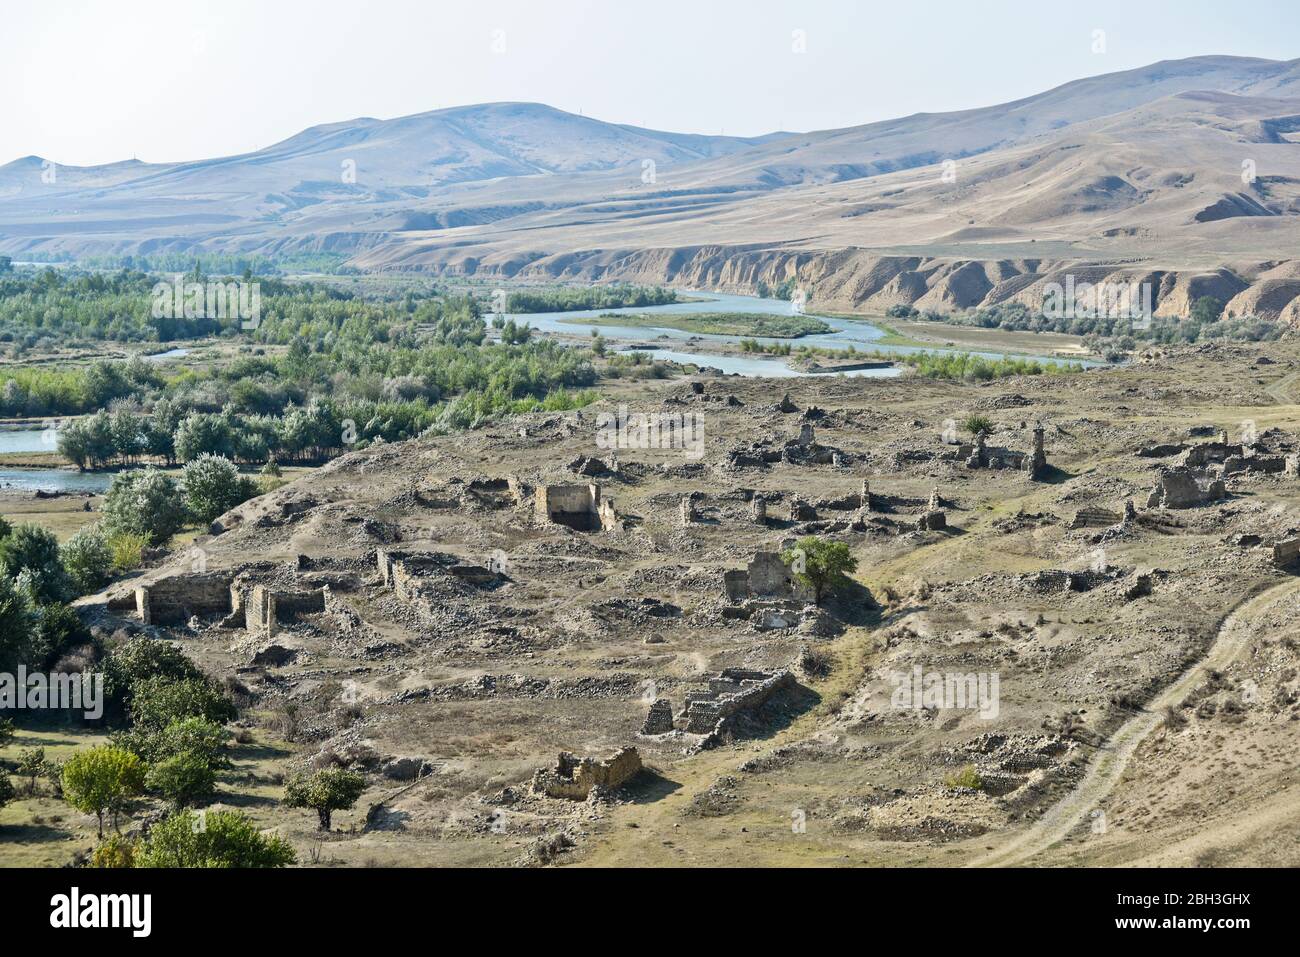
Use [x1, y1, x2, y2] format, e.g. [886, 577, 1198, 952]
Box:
[4, 55, 1300, 319]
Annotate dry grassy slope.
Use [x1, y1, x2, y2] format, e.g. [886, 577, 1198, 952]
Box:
[35, 341, 1297, 868]
[353, 91, 1300, 320]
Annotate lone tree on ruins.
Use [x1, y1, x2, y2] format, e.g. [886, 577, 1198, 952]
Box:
[781, 536, 858, 606]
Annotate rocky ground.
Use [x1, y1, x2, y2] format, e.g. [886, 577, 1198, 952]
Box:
[58, 341, 1300, 867]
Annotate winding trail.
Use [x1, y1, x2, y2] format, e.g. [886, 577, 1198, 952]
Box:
[969, 578, 1300, 867]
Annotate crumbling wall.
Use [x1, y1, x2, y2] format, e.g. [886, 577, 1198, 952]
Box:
[536, 483, 608, 532]
[243, 583, 326, 632]
[135, 571, 235, 625]
[1068, 507, 1123, 529]
[724, 552, 814, 607]
[1274, 538, 1300, 568]
[1147, 469, 1227, 508]
[681, 669, 796, 737]
[531, 747, 642, 799]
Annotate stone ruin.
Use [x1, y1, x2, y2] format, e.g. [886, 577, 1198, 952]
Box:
[376, 548, 504, 614]
[788, 496, 818, 522]
[1173, 432, 1296, 477]
[950, 424, 1049, 480]
[641, 698, 674, 735]
[531, 747, 643, 800]
[132, 570, 234, 626]
[915, 487, 948, 531]
[1147, 469, 1227, 509]
[680, 492, 701, 526]
[1273, 538, 1300, 568]
[640, 669, 795, 748]
[782, 422, 844, 466]
[240, 582, 327, 637]
[130, 567, 330, 637]
[534, 483, 621, 532]
[723, 552, 816, 629]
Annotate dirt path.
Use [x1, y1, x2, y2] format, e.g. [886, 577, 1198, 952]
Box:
[1266, 369, 1300, 406]
[968, 577, 1300, 868]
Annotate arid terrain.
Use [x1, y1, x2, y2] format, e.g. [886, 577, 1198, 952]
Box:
[7, 56, 1300, 320]
[4, 341, 1286, 867]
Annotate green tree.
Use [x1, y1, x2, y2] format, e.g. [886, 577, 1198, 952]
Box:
[61, 524, 113, 595]
[781, 536, 859, 605]
[0, 576, 35, 673]
[0, 773, 13, 812]
[283, 768, 366, 831]
[62, 745, 145, 837]
[102, 636, 204, 710]
[114, 715, 230, 767]
[134, 809, 294, 868]
[101, 468, 186, 545]
[0, 522, 72, 604]
[181, 454, 252, 524]
[31, 602, 90, 668]
[16, 747, 47, 795]
[173, 412, 235, 463]
[127, 675, 236, 732]
[145, 751, 216, 809]
[1190, 296, 1224, 324]
[0, 717, 15, 748]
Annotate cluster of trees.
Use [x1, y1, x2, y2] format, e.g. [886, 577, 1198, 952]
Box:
[0, 627, 371, 867]
[885, 298, 1284, 353]
[891, 350, 1083, 381]
[0, 519, 94, 678]
[1, 276, 600, 455]
[504, 284, 677, 313]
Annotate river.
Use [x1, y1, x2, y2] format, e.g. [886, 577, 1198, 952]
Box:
[508, 291, 1097, 376]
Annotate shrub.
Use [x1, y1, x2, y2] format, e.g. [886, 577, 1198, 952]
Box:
[283, 768, 367, 831]
[943, 764, 983, 791]
[0, 773, 13, 811]
[134, 809, 295, 868]
[101, 468, 186, 546]
[181, 453, 252, 524]
[62, 745, 146, 837]
[127, 676, 236, 732]
[962, 414, 995, 436]
[0, 576, 35, 673]
[60, 524, 114, 594]
[16, 747, 48, 795]
[90, 833, 137, 868]
[0, 523, 72, 604]
[106, 531, 149, 572]
[145, 751, 216, 809]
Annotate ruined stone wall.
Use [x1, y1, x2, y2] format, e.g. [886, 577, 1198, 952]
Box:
[535, 483, 602, 531]
[243, 583, 326, 631]
[1274, 538, 1300, 567]
[135, 571, 234, 625]
[683, 669, 796, 734]
[532, 747, 642, 799]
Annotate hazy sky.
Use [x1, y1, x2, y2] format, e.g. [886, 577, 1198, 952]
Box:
[3, 0, 1298, 167]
